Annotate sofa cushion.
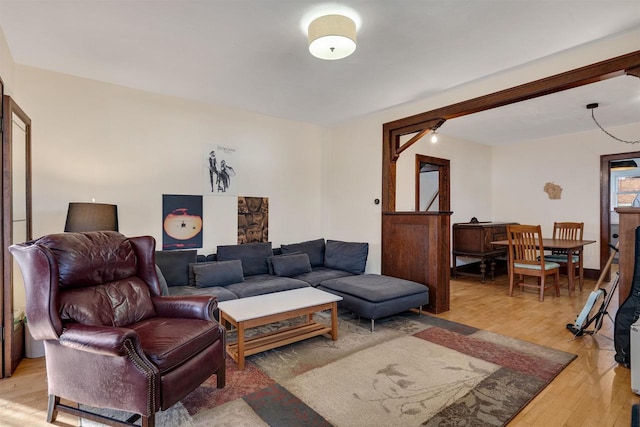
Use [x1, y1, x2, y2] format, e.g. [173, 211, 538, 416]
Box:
[319, 274, 427, 303]
[224, 274, 309, 298]
[155, 250, 197, 287]
[217, 242, 272, 276]
[267, 252, 301, 275]
[324, 240, 368, 274]
[192, 260, 244, 288]
[272, 253, 312, 277]
[189, 261, 217, 286]
[155, 265, 170, 296]
[317, 275, 429, 323]
[281, 238, 325, 268]
[293, 266, 354, 287]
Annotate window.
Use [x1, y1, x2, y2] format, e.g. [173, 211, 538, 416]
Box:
[614, 175, 640, 207]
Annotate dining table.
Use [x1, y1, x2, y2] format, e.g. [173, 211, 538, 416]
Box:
[490, 238, 596, 295]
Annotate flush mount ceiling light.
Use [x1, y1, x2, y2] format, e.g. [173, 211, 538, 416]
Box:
[587, 103, 640, 144]
[308, 14, 357, 60]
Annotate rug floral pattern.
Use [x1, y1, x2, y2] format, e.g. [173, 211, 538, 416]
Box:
[83, 311, 576, 427]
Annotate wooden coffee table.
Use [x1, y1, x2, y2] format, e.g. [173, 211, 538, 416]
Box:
[217, 287, 342, 369]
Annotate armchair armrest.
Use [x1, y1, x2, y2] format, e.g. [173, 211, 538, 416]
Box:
[59, 324, 142, 357]
[152, 295, 218, 321]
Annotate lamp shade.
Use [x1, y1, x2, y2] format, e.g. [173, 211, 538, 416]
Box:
[308, 14, 356, 60]
[64, 202, 119, 232]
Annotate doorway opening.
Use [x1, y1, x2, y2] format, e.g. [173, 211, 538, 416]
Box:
[415, 154, 450, 212]
[600, 151, 640, 278]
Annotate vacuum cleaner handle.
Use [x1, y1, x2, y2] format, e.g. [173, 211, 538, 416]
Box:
[594, 235, 619, 291]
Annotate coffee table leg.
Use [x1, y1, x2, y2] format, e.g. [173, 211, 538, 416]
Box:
[330, 302, 338, 341]
[237, 321, 245, 370]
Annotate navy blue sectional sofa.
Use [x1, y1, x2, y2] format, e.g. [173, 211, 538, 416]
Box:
[155, 238, 429, 331]
[155, 238, 368, 302]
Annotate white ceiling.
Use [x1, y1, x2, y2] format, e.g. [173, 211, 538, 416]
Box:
[444, 75, 640, 145]
[0, 0, 639, 145]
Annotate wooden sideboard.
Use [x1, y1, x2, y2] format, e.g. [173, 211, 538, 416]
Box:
[452, 222, 516, 283]
[615, 208, 640, 302]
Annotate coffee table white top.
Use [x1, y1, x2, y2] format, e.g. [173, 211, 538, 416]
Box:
[217, 287, 342, 322]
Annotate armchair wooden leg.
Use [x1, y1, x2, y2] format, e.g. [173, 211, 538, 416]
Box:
[47, 394, 59, 423]
[48, 397, 151, 427]
[217, 361, 226, 388]
[141, 414, 155, 427]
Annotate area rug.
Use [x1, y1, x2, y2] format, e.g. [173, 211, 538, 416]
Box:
[82, 312, 576, 426]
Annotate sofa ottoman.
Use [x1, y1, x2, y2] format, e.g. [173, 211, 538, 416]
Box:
[318, 274, 429, 331]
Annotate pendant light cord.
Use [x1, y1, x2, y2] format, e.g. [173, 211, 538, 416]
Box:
[591, 109, 640, 144]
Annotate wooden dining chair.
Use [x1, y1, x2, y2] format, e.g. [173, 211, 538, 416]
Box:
[506, 224, 561, 302]
[545, 222, 585, 291]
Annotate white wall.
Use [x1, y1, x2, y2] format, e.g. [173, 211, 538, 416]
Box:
[0, 26, 15, 95]
[13, 66, 329, 254]
[492, 122, 640, 269]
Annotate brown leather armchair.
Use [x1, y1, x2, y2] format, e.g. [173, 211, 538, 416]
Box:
[9, 231, 226, 427]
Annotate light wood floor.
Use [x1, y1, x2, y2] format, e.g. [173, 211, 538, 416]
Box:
[1, 270, 639, 426]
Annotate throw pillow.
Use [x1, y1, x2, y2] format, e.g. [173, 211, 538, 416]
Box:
[154, 249, 197, 287]
[216, 242, 273, 276]
[267, 251, 301, 275]
[192, 260, 244, 288]
[281, 238, 325, 267]
[324, 240, 369, 274]
[271, 253, 312, 277]
[189, 261, 217, 286]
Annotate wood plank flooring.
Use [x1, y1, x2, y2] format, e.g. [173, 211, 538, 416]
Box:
[1, 269, 639, 426]
[441, 268, 639, 426]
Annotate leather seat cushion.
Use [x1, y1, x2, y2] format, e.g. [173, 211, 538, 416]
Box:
[131, 317, 222, 372]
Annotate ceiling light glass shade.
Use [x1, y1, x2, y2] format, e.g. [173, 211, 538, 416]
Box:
[308, 14, 356, 60]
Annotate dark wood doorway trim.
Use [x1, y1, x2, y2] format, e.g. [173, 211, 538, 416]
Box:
[2, 95, 32, 378]
[600, 151, 640, 281]
[415, 154, 450, 212]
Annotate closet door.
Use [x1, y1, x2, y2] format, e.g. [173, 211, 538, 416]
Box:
[1, 95, 32, 378]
